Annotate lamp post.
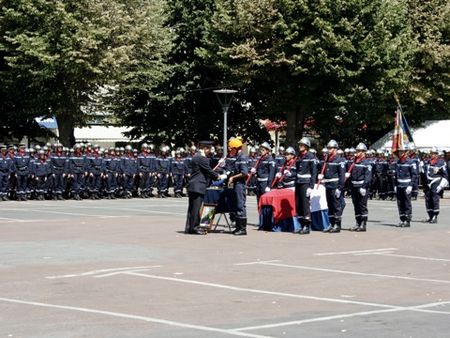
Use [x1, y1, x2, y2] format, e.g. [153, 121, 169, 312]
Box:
[213, 89, 237, 158]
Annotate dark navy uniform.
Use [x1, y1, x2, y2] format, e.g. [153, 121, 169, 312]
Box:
[69, 153, 87, 199]
[387, 157, 396, 200]
[229, 151, 249, 229]
[0, 152, 14, 200]
[137, 152, 156, 197]
[171, 156, 187, 197]
[422, 158, 448, 222]
[103, 154, 120, 197]
[253, 155, 275, 201]
[349, 158, 372, 229]
[246, 155, 257, 195]
[395, 157, 418, 226]
[13, 152, 32, 200]
[373, 158, 389, 200]
[87, 153, 104, 198]
[121, 154, 136, 198]
[295, 152, 317, 230]
[276, 158, 297, 189]
[50, 152, 68, 199]
[321, 155, 346, 231]
[32, 158, 52, 199]
[409, 154, 421, 199]
[156, 155, 171, 197]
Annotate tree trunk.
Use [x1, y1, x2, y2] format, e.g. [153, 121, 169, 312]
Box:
[285, 106, 305, 147]
[56, 112, 76, 147]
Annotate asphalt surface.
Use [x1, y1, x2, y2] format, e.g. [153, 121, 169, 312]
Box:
[1, 194, 450, 337]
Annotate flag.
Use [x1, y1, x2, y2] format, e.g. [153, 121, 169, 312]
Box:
[391, 108, 414, 154]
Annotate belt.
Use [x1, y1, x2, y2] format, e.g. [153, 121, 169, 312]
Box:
[322, 178, 339, 183]
[297, 174, 311, 178]
[351, 180, 364, 185]
[257, 177, 268, 182]
[397, 178, 411, 183]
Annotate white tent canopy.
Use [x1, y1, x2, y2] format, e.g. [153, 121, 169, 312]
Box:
[371, 120, 450, 151]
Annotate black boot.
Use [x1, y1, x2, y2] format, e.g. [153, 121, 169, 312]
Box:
[356, 220, 367, 232]
[330, 222, 341, 233]
[323, 223, 334, 233]
[430, 215, 438, 224]
[350, 224, 360, 232]
[233, 218, 247, 236]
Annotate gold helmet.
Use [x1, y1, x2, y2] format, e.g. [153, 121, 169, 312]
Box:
[228, 138, 243, 149]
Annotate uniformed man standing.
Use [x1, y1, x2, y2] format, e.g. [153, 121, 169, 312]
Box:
[171, 149, 187, 198]
[68, 144, 87, 200]
[274, 146, 298, 189]
[50, 143, 68, 200]
[227, 138, 249, 235]
[394, 146, 418, 227]
[156, 146, 172, 198]
[0, 145, 14, 201]
[319, 140, 346, 233]
[295, 138, 317, 234]
[32, 150, 51, 200]
[120, 145, 135, 198]
[349, 143, 372, 232]
[251, 142, 275, 202]
[185, 141, 224, 235]
[13, 144, 32, 201]
[422, 147, 448, 223]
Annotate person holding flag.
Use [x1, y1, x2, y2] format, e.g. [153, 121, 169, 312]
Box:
[348, 143, 372, 232]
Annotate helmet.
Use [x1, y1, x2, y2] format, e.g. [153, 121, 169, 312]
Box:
[93, 144, 99, 149]
[322, 148, 329, 154]
[344, 148, 350, 153]
[259, 142, 271, 151]
[115, 147, 120, 152]
[285, 146, 296, 155]
[298, 137, 311, 148]
[125, 145, 132, 151]
[248, 146, 256, 153]
[43, 146, 49, 151]
[45, 142, 52, 148]
[310, 149, 317, 154]
[119, 147, 125, 152]
[355, 143, 367, 152]
[327, 140, 338, 149]
[349, 148, 356, 153]
[35, 145, 41, 151]
[190, 145, 197, 152]
[337, 149, 344, 155]
[74, 144, 81, 149]
[409, 143, 416, 151]
[98, 149, 104, 155]
[228, 138, 243, 149]
[141, 143, 148, 149]
[149, 144, 155, 151]
[133, 148, 138, 153]
[278, 146, 285, 152]
[38, 150, 45, 156]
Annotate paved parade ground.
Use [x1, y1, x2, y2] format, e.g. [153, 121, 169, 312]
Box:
[1, 195, 450, 337]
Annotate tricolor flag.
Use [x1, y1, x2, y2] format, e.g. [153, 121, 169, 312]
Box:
[391, 107, 414, 154]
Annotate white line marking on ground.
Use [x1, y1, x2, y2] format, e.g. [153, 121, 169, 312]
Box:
[235, 260, 282, 266]
[0, 297, 273, 338]
[46, 266, 161, 279]
[94, 269, 152, 278]
[315, 248, 398, 256]
[44, 204, 187, 216]
[253, 261, 450, 285]
[233, 301, 450, 331]
[0, 207, 130, 218]
[232, 308, 401, 331]
[373, 252, 450, 263]
[123, 272, 400, 309]
[0, 218, 71, 224]
[0, 217, 27, 222]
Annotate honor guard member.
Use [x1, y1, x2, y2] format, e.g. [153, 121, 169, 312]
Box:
[32, 150, 51, 200]
[103, 148, 119, 199]
[227, 137, 249, 235]
[185, 141, 224, 234]
[408, 144, 420, 200]
[422, 147, 448, 223]
[87, 145, 104, 199]
[0, 145, 14, 201]
[13, 144, 32, 201]
[348, 143, 372, 232]
[120, 145, 135, 198]
[69, 144, 87, 200]
[156, 146, 171, 198]
[274, 146, 286, 167]
[137, 143, 152, 198]
[387, 153, 397, 200]
[171, 149, 187, 198]
[274, 146, 298, 189]
[251, 142, 275, 202]
[319, 140, 346, 233]
[374, 151, 389, 200]
[246, 147, 258, 196]
[295, 138, 317, 234]
[394, 146, 418, 227]
[50, 143, 68, 200]
[343, 148, 355, 197]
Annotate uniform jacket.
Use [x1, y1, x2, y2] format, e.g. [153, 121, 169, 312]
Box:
[187, 152, 219, 194]
[295, 151, 318, 188]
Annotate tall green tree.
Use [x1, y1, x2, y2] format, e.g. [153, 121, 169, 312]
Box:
[0, 0, 156, 146]
[208, 0, 416, 146]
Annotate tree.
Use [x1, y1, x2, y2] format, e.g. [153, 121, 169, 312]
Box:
[0, 0, 146, 146]
[209, 0, 417, 146]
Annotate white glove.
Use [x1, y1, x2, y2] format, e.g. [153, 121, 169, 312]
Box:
[406, 186, 412, 195]
[394, 186, 397, 193]
[218, 158, 226, 167]
[359, 188, 366, 196]
[306, 188, 312, 198]
[218, 174, 227, 180]
[250, 167, 257, 174]
[275, 172, 282, 178]
[436, 186, 442, 193]
[318, 174, 324, 180]
[345, 172, 351, 179]
[335, 189, 341, 198]
[265, 187, 271, 193]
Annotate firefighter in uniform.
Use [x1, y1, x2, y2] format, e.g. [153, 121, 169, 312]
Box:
[171, 149, 187, 197]
[156, 146, 171, 198]
[251, 142, 275, 203]
[349, 143, 372, 232]
[422, 147, 448, 223]
[87, 145, 104, 199]
[14, 144, 32, 201]
[227, 138, 249, 236]
[69, 144, 87, 200]
[319, 140, 346, 233]
[50, 143, 68, 200]
[295, 138, 317, 234]
[32, 150, 51, 200]
[394, 146, 418, 227]
[0, 145, 14, 201]
[274, 146, 297, 189]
